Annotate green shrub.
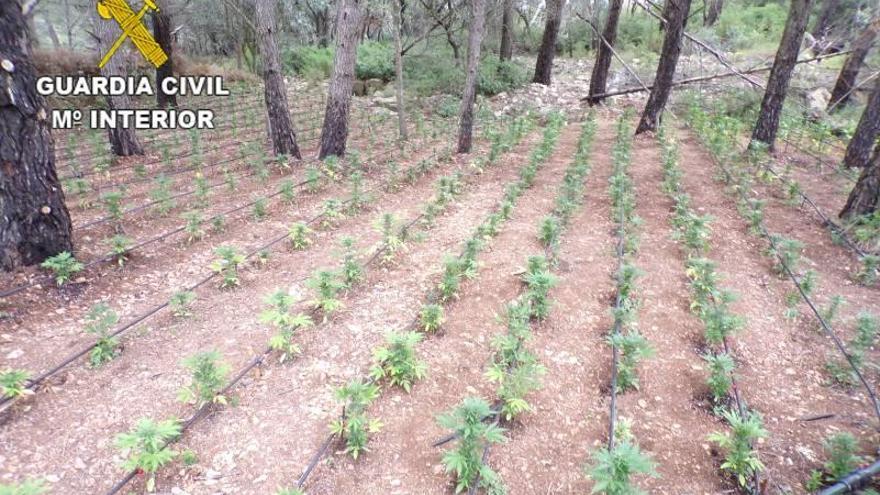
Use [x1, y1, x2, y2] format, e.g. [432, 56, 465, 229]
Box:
[356, 41, 394, 81]
[284, 46, 333, 80]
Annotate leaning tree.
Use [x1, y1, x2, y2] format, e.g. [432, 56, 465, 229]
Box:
[828, 18, 879, 111]
[456, 0, 488, 153]
[840, 145, 880, 218]
[256, 0, 302, 158]
[586, 0, 623, 105]
[842, 76, 880, 169]
[319, 0, 362, 158]
[533, 0, 565, 85]
[635, 0, 692, 134]
[0, 1, 74, 270]
[750, 0, 812, 150]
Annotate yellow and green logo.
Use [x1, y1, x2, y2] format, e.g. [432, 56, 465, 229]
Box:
[96, 0, 168, 69]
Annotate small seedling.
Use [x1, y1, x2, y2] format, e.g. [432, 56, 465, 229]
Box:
[708, 409, 767, 488]
[419, 304, 444, 333]
[105, 234, 132, 267]
[704, 352, 735, 404]
[338, 237, 364, 287]
[321, 199, 344, 229]
[262, 289, 313, 363]
[84, 302, 120, 366]
[210, 246, 245, 289]
[115, 417, 181, 492]
[438, 397, 507, 494]
[608, 331, 653, 392]
[177, 350, 230, 406]
[169, 291, 196, 318]
[370, 331, 426, 392]
[0, 369, 32, 400]
[279, 179, 296, 204]
[329, 380, 382, 459]
[307, 270, 345, 319]
[288, 222, 313, 250]
[41, 251, 84, 286]
[375, 213, 406, 265]
[183, 211, 205, 243]
[586, 425, 657, 494]
[252, 197, 268, 221]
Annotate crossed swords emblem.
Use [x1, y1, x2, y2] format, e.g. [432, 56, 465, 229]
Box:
[97, 0, 169, 69]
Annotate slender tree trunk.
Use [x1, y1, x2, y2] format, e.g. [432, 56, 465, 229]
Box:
[532, 0, 565, 85]
[840, 144, 880, 218]
[587, 0, 623, 104]
[811, 0, 839, 40]
[153, 7, 177, 108]
[256, 0, 302, 158]
[319, 0, 362, 158]
[843, 77, 880, 169]
[44, 17, 61, 48]
[1, 1, 74, 270]
[749, 0, 812, 150]
[500, 0, 514, 61]
[635, 0, 692, 134]
[456, 0, 487, 153]
[828, 19, 879, 111]
[392, 0, 408, 141]
[96, 17, 144, 156]
[704, 0, 722, 26]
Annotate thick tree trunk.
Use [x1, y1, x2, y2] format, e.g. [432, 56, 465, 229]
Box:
[749, 0, 811, 150]
[96, 16, 144, 156]
[393, 0, 408, 141]
[318, 0, 362, 159]
[500, 0, 514, 61]
[704, 0, 722, 26]
[840, 144, 880, 218]
[811, 0, 839, 40]
[635, 0, 692, 134]
[256, 0, 301, 158]
[828, 19, 879, 111]
[843, 77, 880, 169]
[587, 0, 623, 104]
[456, 0, 487, 153]
[0, 1, 74, 270]
[532, 0, 565, 85]
[153, 7, 177, 109]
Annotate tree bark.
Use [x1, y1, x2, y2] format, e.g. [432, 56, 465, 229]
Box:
[392, 0, 408, 141]
[532, 0, 565, 85]
[153, 6, 177, 108]
[749, 0, 812, 150]
[587, 0, 623, 104]
[0, 1, 74, 270]
[828, 19, 879, 111]
[500, 0, 514, 61]
[456, 0, 487, 153]
[318, 0, 362, 159]
[96, 15, 144, 156]
[44, 16, 61, 49]
[635, 0, 692, 134]
[840, 144, 880, 218]
[704, 0, 722, 27]
[843, 77, 880, 169]
[256, 0, 302, 158]
[811, 0, 839, 40]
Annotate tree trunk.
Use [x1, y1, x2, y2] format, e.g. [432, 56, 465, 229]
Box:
[811, 0, 839, 40]
[500, 0, 514, 61]
[704, 0, 722, 27]
[842, 77, 880, 169]
[749, 0, 812, 150]
[96, 16, 144, 156]
[393, 0, 408, 141]
[828, 19, 879, 111]
[587, 0, 623, 104]
[44, 17, 61, 48]
[840, 144, 880, 218]
[318, 0, 362, 159]
[635, 0, 692, 134]
[256, 0, 302, 158]
[532, 0, 565, 85]
[153, 7, 177, 109]
[456, 0, 487, 153]
[0, 1, 74, 270]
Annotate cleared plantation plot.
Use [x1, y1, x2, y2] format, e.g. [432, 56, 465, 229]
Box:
[1, 95, 879, 495]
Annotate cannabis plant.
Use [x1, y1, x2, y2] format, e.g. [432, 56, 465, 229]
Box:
[169, 291, 196, 318]
[102, 190, 126, 222]
[703, 352, 735, 404]
[338, 237, 365, 287]
[329, 380, 382, 459]
[586, 437, 657, 495]
[288, 222, 313, 250]
[810, 432, 863, 485]
[252, 197, 268, 221]
[420, 303, 445, 333]
[375, 212, 407, 265]
[85, 302, 120, 366]
[183, 211, 205, 243]
[438, 256, 463, 302]
[210, 246, 245, 289]
[307, 270, 345, 319]
[0, 479, 47, 495]
[106, 234, 132, 267]
[538, 216, 562, 252]
[608, 331, 653, 392]
[115, 417, 181, 492]
[261, 289, 313, 363]
[370, 332, 427, 392]
[708, 409, 767, 488]
[438, 397, 506, 494]
[178, 350, 230, 406]
[40, 251, 84, 286]
[523, 265, 557, 320]
[0, 369, 32, 400]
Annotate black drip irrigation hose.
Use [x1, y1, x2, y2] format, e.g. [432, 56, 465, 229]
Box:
[0, 129, 454, 411]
